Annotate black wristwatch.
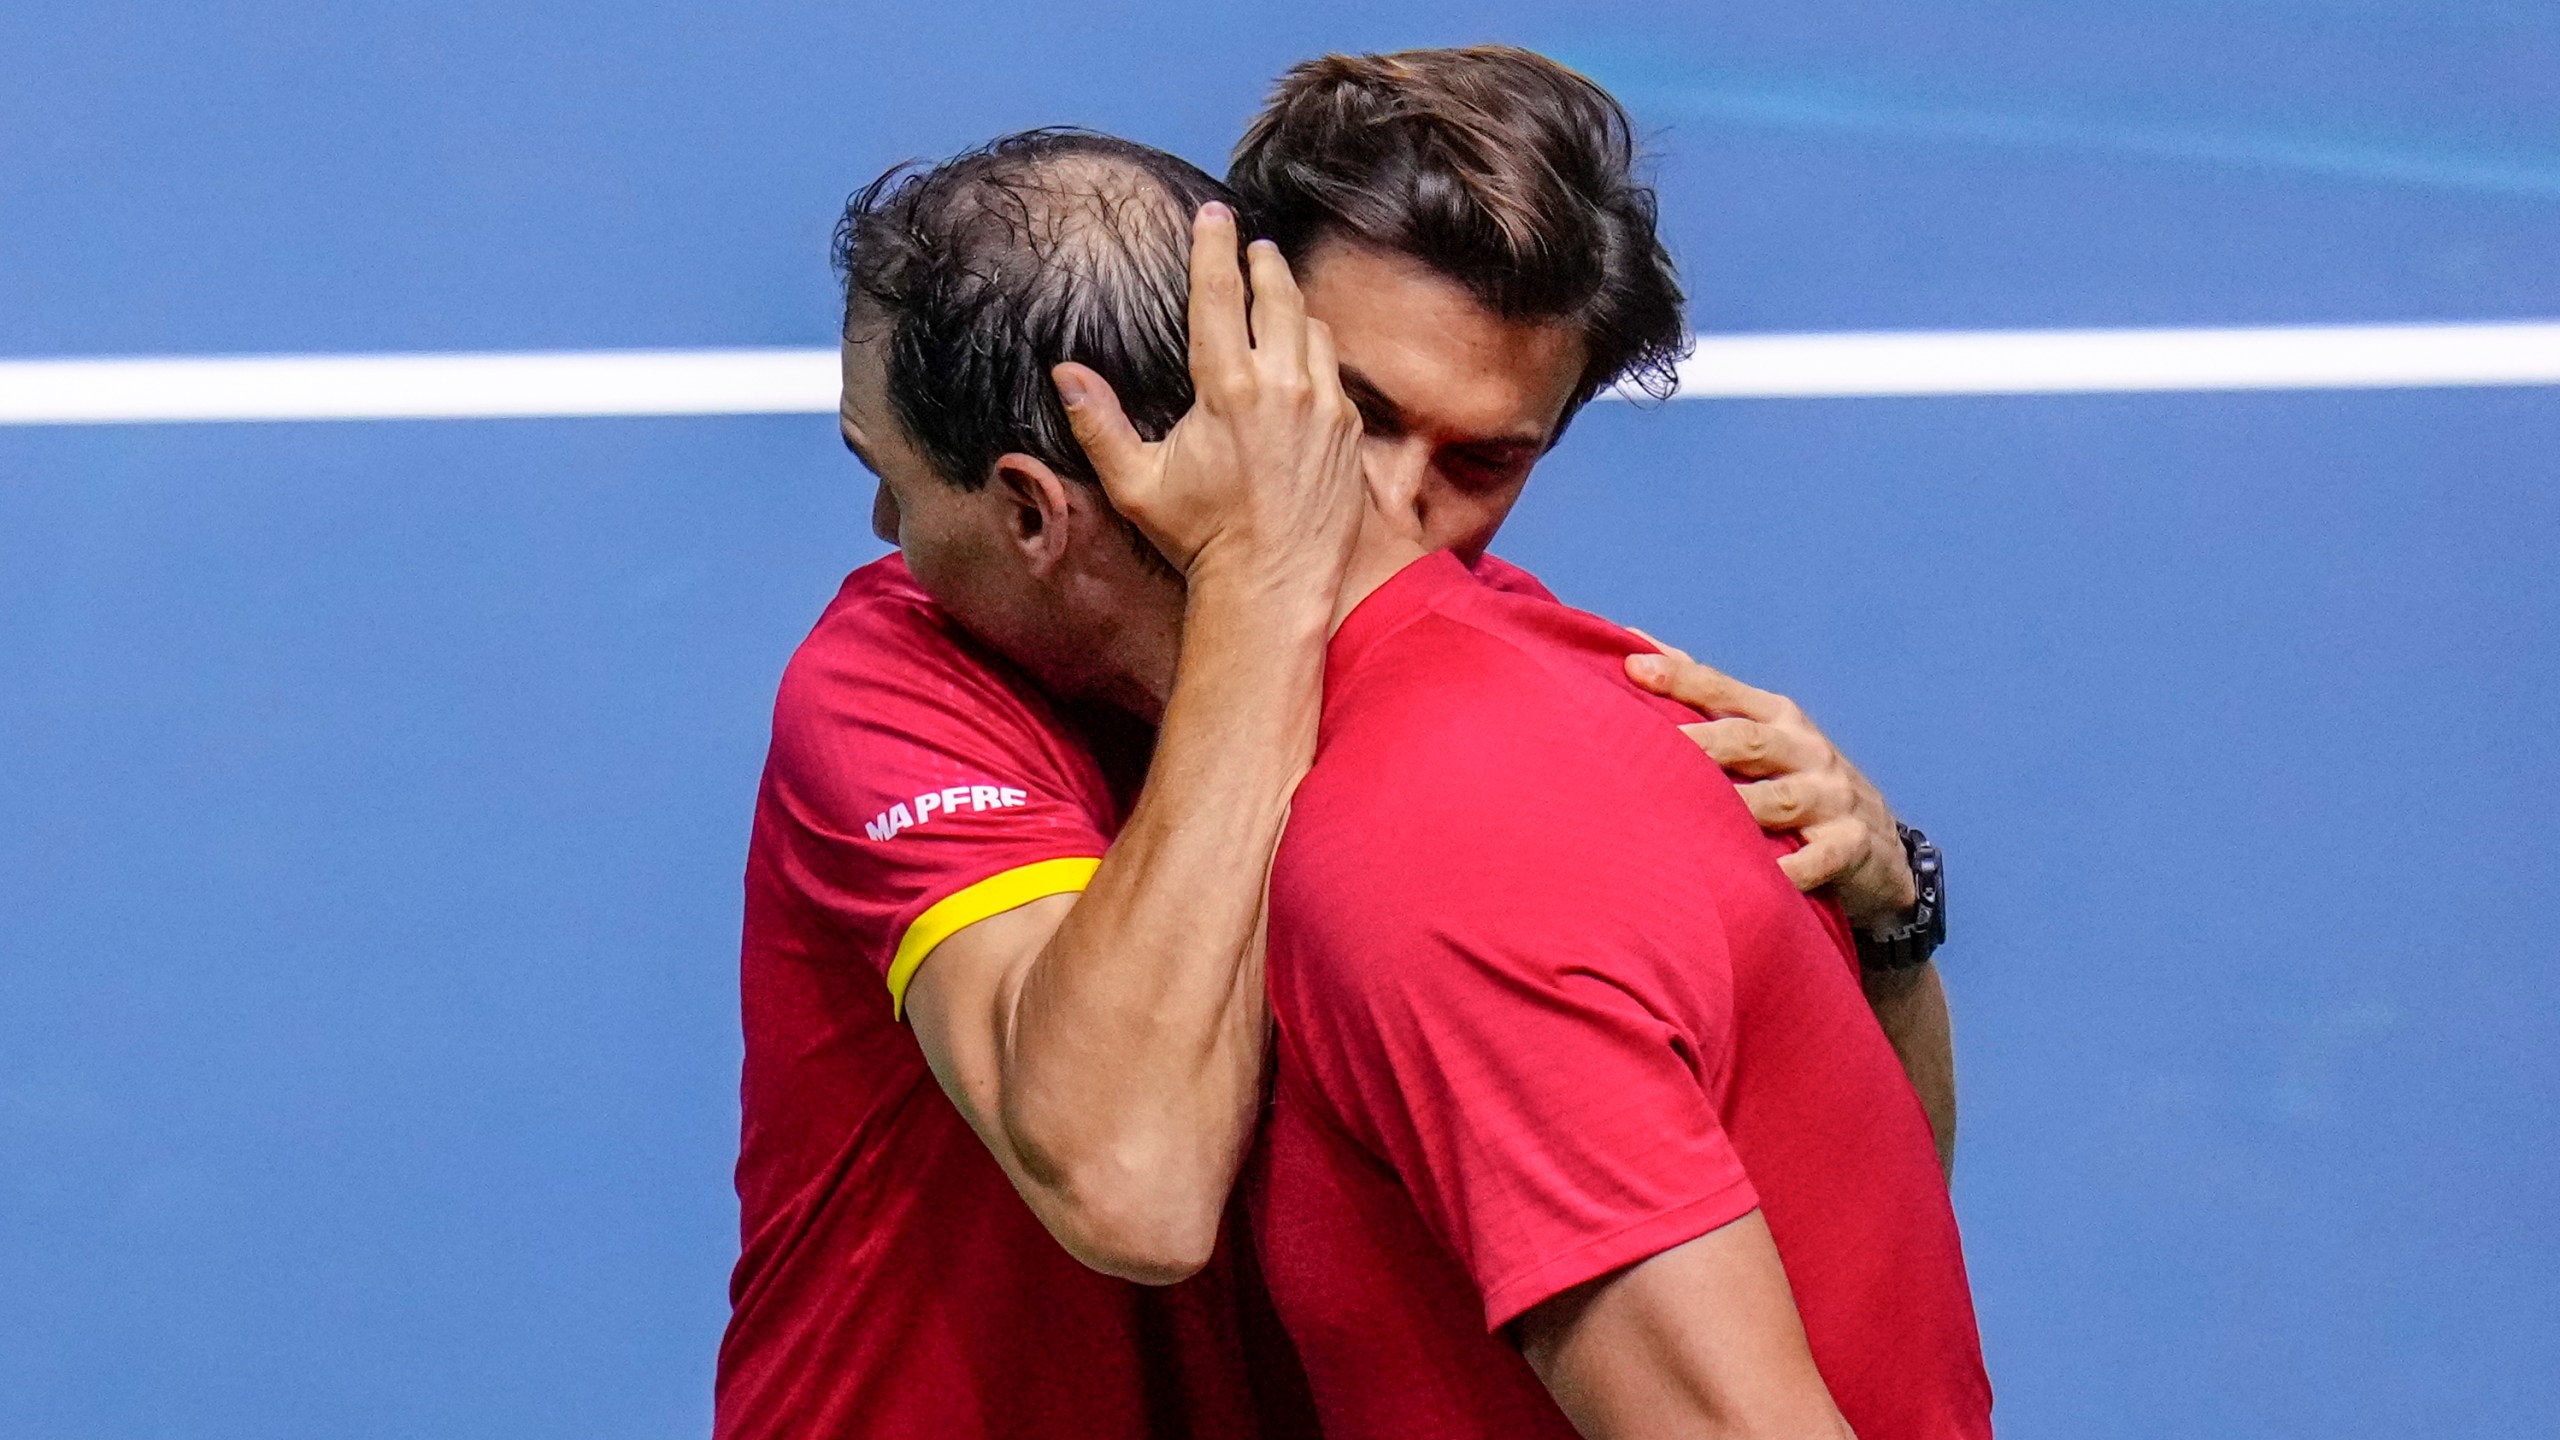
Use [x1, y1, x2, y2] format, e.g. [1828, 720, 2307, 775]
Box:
[1854, 824, 1945, 973]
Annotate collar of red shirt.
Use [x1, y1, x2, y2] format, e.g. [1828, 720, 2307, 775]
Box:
[1328, 548, 1474, 677]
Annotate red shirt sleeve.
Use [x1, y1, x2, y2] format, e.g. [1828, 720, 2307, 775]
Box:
[1268, 620, 1762, 1330]
[754, 583, 1116, 1011]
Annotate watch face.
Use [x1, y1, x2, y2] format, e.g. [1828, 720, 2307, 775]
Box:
[1857, 826, 1945, 969]
[1912, 838, 1945, 947]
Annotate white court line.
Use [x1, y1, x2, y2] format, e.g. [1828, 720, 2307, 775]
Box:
[2, 322, 2556, 424]
[0, 348, 840, 425]
[1665, 321, 2560, 397]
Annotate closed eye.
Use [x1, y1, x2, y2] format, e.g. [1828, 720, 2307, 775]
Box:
[1446, 447, 1534, 490]
[841, 428, 883, 478]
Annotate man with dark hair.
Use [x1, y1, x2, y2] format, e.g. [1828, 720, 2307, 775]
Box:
[720, 47, 1977, 1440]
[1227, 48, 1947, 993]
[1048, 203, 1989, 1439]
[1231, 45, 1688, 410]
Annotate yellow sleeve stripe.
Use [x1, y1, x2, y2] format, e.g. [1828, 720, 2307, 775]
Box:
[886, 856, 1102, 1019]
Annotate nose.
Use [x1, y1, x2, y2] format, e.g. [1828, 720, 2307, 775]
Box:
[1361, 435, 1432, 530]
[870, 480, 899, 545]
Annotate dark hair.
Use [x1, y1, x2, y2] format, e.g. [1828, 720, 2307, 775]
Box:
[1229, 45, 1688, 410]
[834, 129, 1237, 496]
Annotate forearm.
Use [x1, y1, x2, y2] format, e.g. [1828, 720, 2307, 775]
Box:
[999, 576, 1331, 1275]
[1863, 962, 1956, 1179]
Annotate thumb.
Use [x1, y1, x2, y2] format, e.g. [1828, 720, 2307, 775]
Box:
[1052, 362, 1149, 498]
[1620, 626, 1698, 684]
[1625, 647, 1783, 722]
[1622, 625, 1686, 661]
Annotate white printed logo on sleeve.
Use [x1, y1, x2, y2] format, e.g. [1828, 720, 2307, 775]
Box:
[864, 783, 1030, 840]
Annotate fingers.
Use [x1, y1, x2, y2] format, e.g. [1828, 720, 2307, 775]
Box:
[1304, 314, 1343, 405]
[1624, 648, 1793, 723]
[1676, 717, 1819, 779]
[1733, 771, 1830, 831]
[1622, 626, 1685, 662]
[1052, 362, 1149, 494]
[1186, 202, 1250, 392]
[1245, 238, 1307, 373]
[1775, 818, 1864, 893]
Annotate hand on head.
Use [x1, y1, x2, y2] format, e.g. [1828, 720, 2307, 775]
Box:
[1052, 203, 1374, 603]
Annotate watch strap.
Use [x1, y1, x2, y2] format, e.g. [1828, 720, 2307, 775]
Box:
[1855, 823, 1945, 972]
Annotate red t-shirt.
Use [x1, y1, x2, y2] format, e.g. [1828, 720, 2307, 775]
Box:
[1462, 549, 1555, 602]
[1252, 551, 1992, 1439]
[717, 553, 1281, 1440]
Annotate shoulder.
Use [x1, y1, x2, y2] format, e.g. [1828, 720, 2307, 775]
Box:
[747, 556, 1117, 995]
[764, 553, 1100, 831]
[1315, 586, 1677, 793]
[1268, 596, 1744, 1067]
[1284, 596, 1725, 940]
[778, 555, 1066, 755]
[785, 555, 1006, 713]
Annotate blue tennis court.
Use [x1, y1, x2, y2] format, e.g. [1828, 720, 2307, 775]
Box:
[3, 3, 2554, 1435]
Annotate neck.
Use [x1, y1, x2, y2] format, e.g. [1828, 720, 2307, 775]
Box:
[1086, 605, 1182, 728]
[1330, 515, 1431, 636]
[1117, 517, 1426, 722]
[1009, 574, 1183, 728]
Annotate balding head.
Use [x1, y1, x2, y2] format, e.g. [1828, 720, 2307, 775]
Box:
[835, 129, 1241, 497]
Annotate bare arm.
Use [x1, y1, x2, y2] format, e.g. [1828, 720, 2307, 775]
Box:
[1625, 644, 1956, 1177]
[1515, 1210, 1855, 1440]
[907, 580, 1319, 1281]
[903, 205, 1365, 1283]
[1863, 963, 1956, 1176]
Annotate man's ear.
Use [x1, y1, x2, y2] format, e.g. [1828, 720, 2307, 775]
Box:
[989, 453, 1078, 577]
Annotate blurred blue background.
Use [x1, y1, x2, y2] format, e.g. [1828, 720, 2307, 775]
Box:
[3, 2, 2554, 1435]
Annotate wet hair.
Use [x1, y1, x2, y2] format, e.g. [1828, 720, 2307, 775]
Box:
[834, 128, 1237, 498]
[1230, 45, 1689, 412]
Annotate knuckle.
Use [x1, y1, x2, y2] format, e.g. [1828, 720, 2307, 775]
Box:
[1767, 777, 1809, 823]
[1735, 721, 1776, 767]
[1207, 361, 1254, 397]
[1708, 722, 1755, 766]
